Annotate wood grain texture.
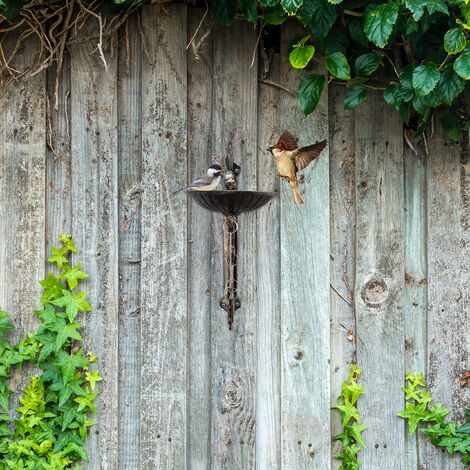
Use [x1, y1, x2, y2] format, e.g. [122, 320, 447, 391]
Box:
[210, 19, 258, 470]
[328, 85, 356, 469]
[403, 140, 428, 470]
[70, 20, 119, 469]
[354, 93, 405, 469]
[46, 54, 72, 255]
[279, 20, 330, 469]
[140, 5, 188, 468]
[117, 15, 142, 469]
[424, 126, 469, 470]
[0, 34, 45, 408]
[187, 9, 214, 470]
[256, 53, 281, 470]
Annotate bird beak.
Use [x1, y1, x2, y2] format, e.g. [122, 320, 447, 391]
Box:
[267, 146, 274, 153]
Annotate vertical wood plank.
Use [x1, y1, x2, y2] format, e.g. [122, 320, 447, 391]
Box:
[424, 127, 470, 470]
[279, 20, 330, 469]
[404, 140, 428, 470]
[140, 5, 188, 468]
[210, 19, 258, 470]
[0, 36, 46, 409]
[328, 85, 356, 468]
[70, 21, 119, 469]
[46, 54, 72, 254]
[256, 54, 281, 470]
[187, 8, 213, 470]
[117, 15, 142, 469]
[0, 36, 45, 338]
[354, 93, 405, 469]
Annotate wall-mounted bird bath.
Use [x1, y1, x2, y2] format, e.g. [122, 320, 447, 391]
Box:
[188, 155, 277, 330]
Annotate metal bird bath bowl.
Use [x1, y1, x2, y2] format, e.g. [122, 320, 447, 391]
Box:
[187, 155, 277, 329]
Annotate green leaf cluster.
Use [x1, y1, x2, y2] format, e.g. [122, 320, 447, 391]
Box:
[333, 365, 367, 470]
[0, 235, 101, 469]
[206, 0, 470, 139]
[398, 372, 470, 468]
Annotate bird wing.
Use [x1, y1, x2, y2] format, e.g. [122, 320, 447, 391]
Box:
[278, 130, 298, 150]
[294, 140, 327, 172]
[172, 177, 208, 194]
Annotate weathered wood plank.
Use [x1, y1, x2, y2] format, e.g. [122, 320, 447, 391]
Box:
[187, 8, 214, 470]
[279, 20, 330, 469]
[328, 85, 356, 469]
[0, 35, 46, 406]
[70, 21, 119, 469]
[117, 15, 142, 469]
[424, 126, 469, 470]
[403, 139, 428, 470]
[140, 5, 188, 468]
[46, 54, 72, 255]
[256, 53, 281, 470]
[210, 19, 258, 470]
[354, 92, 405, 469]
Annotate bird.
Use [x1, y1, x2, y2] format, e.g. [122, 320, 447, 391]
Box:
[267, 131, 327, 204]
[172, 163, 223, 194]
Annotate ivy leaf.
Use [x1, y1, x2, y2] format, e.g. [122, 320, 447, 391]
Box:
[440, 108, 462, 141]
[412, 65, 440, 97]
[406, 0, 425, 20]
[51, 378, 86, 408]
[54, 349, 89, 384]
[208, 0, 237, 26]
[444, 29, 467, 54]
[344, 86, 367, 110]
[436, 66, 466, 104]
[51, 290, 92, 322]
[48, 245, 69, 269]
[55, 322, 83, 351]
[36, 332, 58, 363]
[325, 52, 351, 79]
[364, 3, 399, 48]
[281, 0, 302, 14]
[400, 65, 415, 89]
[426, 0, 449, 16]
[85, 370, 103, 391]
[384, 85, 414, 111]
[297, 73, 326, 115]
[53, 430, 84, 453]
[355, 53, 382, 76]
[74, 387, 99, 414]
[336, 401, 361, 426]
[58, 264, 88, 290]
[39, 273, 65, 305]
[454, 50, 470, 78]
[397, 402, 429, 436]
[0, 311, 14, 336]
[290, 45, 315, 69]
[62, 442, 89, 462]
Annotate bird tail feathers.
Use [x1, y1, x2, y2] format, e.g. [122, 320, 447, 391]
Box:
[292, 185, 303, 204]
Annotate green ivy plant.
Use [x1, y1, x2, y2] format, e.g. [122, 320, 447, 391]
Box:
[398, 372, 470, 468]
[208, 0, 470, 140]
[333, 364, 367, 470]
[0, 235, 101, 469]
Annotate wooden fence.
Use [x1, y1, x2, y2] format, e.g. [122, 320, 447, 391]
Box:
[0, 3, 468, 469]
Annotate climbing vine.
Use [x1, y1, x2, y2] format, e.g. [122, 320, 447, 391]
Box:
[1, 0, 469, 138]
[0, 235, 101, 469]
[333, 364, 367, 470]
[398, 372, 470, 468]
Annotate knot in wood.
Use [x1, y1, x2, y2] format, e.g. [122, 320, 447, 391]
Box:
[225, 388, 241, 408]
[361, 278, 389, 306]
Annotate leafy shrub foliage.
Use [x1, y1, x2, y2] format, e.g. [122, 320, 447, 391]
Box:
[0, 235, 101, 469]
[208, 0, 470, 140]
[399, 372, 470, 468]
[333, 365, 367, 470]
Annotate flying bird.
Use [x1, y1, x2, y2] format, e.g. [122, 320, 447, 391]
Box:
[267, 131, 327, 204]
[173, 164, 223, 194]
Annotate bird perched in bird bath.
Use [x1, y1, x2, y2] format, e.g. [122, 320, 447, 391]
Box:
[268, 131, 327, 204]
[173, 164, 223, 194]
